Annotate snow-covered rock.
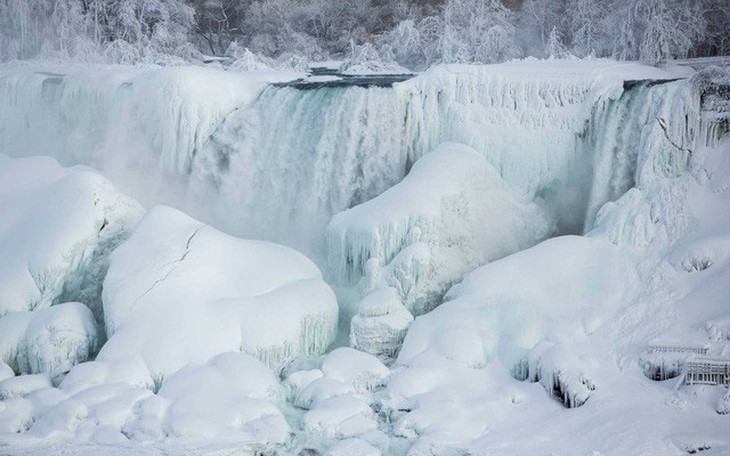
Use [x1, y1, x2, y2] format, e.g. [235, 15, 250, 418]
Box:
[321, 348, 389, 393]
[59, 358, 154, 395]
[350, 288, 413, 358]
[0, 155, 143, 320]
[398, 235, 637, 375]
[157, 352, 289, 444]
[328, 142, 552, 315]
[326, 437, 381, 456]
[100, 205, 338, 376]
[303, 394, 378, 439]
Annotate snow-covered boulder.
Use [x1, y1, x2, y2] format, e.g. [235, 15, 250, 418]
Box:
[0, 155, 143, 320]
[302, 394, 378, 439]
[327, 142, 552, 315]
[350, 287, 414, 358]
[0, 303, 99, 377]
[321, 348, 390, 393]
[283, 348, 388, 412]
[59, 358, 154, 395]
[326, 438, 381, 456]
[100, 206, 338, 376]
[156, 352, 289, 444]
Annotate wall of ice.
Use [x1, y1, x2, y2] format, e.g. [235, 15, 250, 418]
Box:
[0, 61, 707, 270]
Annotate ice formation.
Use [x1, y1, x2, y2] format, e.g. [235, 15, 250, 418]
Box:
[718, 390, 730, 415]
[0, 65, 273, 175]
[0, 303, 99, 377]
[100, 205, 338, 376]
[0, 155, 143, 320]
[328, 142, 552, 314]
[350, 288, 414, 358]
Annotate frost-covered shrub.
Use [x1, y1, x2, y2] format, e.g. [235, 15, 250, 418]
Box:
[339, 43, 409, 75]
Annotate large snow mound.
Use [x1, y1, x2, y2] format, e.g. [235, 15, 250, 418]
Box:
[398, 235, 637, 374]
[0, 155, 143, 320]
[327, 142, 552, 315]
[100, 205, 339, 376]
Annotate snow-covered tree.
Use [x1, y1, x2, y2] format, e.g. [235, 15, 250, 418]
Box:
[438, 0, 521, 64]
[546, 26, 568, 59]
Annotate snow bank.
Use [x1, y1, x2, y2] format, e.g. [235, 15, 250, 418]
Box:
[328, 142, 552, 314]
[100, 206, 338, 376]
[0, 155, 143, 320]
[326, 438, 381, 456]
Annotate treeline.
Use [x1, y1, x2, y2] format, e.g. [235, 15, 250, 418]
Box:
[1, 0, 728, 68]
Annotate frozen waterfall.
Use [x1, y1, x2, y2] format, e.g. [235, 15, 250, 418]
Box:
[0, 61, 709, 273]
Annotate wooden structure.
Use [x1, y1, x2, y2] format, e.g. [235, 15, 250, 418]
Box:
[685, 358, 730, 386]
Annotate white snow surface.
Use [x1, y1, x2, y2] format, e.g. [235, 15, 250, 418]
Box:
[101, 205, 339, 376]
